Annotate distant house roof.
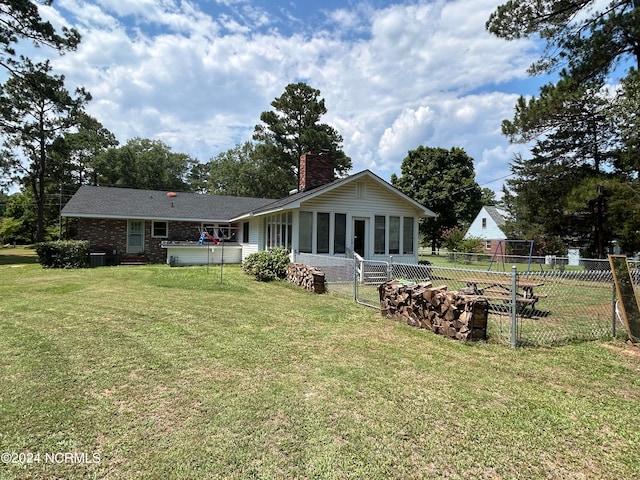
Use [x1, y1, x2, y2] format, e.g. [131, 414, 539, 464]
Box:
[485, 206, 508, 227]
[61, 186, 277, 223]
[464, 205, 509, 240]
[230, 169, 436, 221]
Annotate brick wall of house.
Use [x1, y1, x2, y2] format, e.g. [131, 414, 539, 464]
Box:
[485, 240, 530, 256]
[75, 218, 204, 264]
[76, 218, 128, 256]
[147, 220, 205, 263]
[486, 239, 501, 255]
[166, 221, 202, 242]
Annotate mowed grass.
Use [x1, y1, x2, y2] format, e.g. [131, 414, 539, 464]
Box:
[1, 253, 639, 479]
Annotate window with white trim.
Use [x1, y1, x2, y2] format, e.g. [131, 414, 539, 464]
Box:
[299, 211, 313, 253]
[389, 216, 400, 255]
[152, 221, 168, 238]
[334, 213, 346, 254]
[242, 222, 249, 243]
[403, 217, 414, 254]
[374, 216, 386, 255]
[317, 213, 330, 254]
[266, 213, 292, 248]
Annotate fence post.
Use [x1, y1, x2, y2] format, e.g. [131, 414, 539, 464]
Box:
[354, 257, 358, 302]
[612, 283, 617, 338]
[388, 256, 393, 281]
[510, 265, 518, 348]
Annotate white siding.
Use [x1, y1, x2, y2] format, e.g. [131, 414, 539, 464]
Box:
[242, 218, 262, 260]
[297, 178, 424, 262]
[164, 245, 243, 265]
[465, 207, 507, 240]
[300, 178, 423, 216]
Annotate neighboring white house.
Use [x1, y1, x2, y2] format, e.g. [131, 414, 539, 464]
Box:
[62, 153, 436, 265]
[464, 206, 509, 254]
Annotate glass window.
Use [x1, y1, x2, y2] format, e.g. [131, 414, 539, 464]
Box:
[299, 211, 313, 253]
[482, 217, 487, 228]
[389, 216, 400, 255]
[266, 213, 292, 248]
[317, 213, 330, 254]
[334, 213, 346, 254]
[242, 222, 249, 243]
[374, 216, 386, 255]
[152, 221, 168, 238]
[485, 241, 492, 250]
[403, 217, 414, 254]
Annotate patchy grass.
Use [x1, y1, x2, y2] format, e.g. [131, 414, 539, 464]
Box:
[0, 262, 639, 479]
[0, 245, 39, 265]
[419, 249, 584, 273]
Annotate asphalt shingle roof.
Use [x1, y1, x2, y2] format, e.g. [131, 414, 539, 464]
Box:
[484, 206, 508, 227]
[61, 186, 277, 222]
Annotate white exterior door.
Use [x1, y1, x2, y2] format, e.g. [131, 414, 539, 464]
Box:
[127, 220, 144, 254]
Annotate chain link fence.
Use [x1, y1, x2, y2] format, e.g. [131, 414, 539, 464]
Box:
[294, 252, 633, 347]
[292, 252, 356, 300]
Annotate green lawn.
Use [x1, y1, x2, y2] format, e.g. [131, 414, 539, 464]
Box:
[419, 249, 584, 273]
[0, 245, 39, 265]
[1, 253, 639, 479]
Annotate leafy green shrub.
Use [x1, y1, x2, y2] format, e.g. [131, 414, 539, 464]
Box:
[242, 247, 290, 281]
[36, 240, 90, 268]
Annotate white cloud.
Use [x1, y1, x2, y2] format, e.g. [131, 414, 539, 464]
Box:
[378, 106, 436, 161]
[36, 0, 543, 192]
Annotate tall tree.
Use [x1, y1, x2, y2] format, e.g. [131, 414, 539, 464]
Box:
[49, 113, 118, 187]
[488, 1, 640, 256]
[480, 187, 499, 206]
[0, 0, 80, 77]
[205, 142, 289, 198]
[501, 79, 619, 257]
[391, 146, 483, 254]
[486, 0, 640, 80]
[187, 162, 211, 195]
[0, 60, 90, 242]
[0, 191, 37, 244]
[611, 69, 640, 175]
[253, 82, 351, 193]
[93, 138, 197, 191]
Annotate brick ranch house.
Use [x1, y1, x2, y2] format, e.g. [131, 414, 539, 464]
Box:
[62, 153, 436, 265]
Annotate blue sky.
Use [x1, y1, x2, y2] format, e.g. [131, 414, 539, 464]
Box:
[34, 0, 548, 195]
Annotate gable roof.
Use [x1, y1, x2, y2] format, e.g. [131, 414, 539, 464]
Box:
[62, 170, 436, 223]
[484, 206, 508, 227]
[61, 185, 276, 223]
[464, 205, 509, 240]
[230, 170, 436, 221]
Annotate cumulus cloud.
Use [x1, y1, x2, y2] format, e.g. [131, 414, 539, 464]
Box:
[33, 0, 542, 192]
[378, 106, 436, 161]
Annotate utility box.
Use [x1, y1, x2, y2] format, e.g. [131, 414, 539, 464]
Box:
[89, 252, 106, 267]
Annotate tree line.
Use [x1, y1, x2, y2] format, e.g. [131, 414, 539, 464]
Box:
[0, 1, 485, 249]
[0, 1, 353, 243]
[4, 0, 638, 258]
[488, 0, 640, 258]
